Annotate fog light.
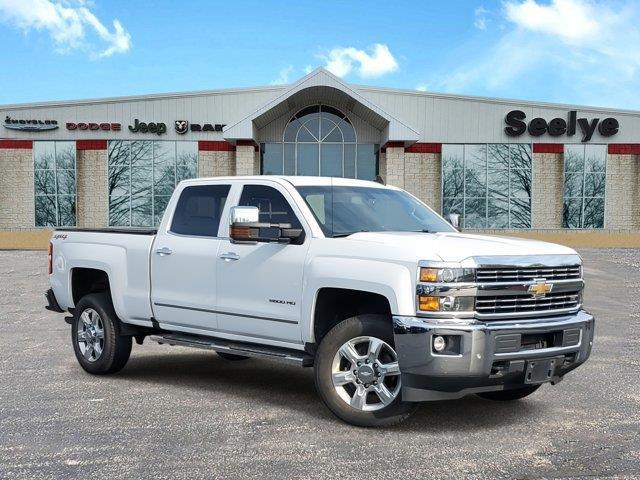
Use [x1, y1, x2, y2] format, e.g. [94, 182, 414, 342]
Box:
[433, 335, 447, 352]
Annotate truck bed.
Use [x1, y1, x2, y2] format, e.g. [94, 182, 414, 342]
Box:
[54, 227, 157, 235]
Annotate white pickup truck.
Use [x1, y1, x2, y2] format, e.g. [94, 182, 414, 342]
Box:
[46, 176, 594, 426]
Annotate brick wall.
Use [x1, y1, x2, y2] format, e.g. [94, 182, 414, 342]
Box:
[384, 146, 405, 189]
[532, 152, 564, 228]
[0, 148, 34, 229]
[199, 150, 236, 177]
[235, 145, 259, 175]
[605, 154, 640, 229]
[404, 152, 442, 213]
[76, 149, 108, 228]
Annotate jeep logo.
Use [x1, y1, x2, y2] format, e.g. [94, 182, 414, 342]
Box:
[505, 110, 619, 142]
[128, 119, 167, 135]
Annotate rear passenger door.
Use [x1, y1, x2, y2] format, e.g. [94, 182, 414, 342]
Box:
[215, 182, 310, 345]
[151, 182, 231, 333]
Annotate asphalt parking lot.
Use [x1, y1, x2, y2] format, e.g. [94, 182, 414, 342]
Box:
[1, 249, 639, 479]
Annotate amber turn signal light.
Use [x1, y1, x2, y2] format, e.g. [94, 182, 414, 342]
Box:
[418, 295, 440, 311]
[419, 268, 438, 282]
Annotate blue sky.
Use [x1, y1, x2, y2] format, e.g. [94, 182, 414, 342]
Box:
[1, 0, 639, 109]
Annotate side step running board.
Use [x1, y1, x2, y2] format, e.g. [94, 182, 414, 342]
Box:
[150, 333, 314, 367]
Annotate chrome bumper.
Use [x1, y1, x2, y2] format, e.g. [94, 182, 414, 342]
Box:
[393, 310, 595, 402]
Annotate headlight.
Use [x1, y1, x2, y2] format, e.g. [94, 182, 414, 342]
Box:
[419, 267, 475, 283]
[418, 295, 475, 312]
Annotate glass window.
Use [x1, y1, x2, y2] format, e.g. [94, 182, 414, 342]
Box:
[442, 144, 532, 229]
[296, 185, 455, 237]
[563, 144, 606, 228]
[260, 104, 378, 180]
[108, 141, 198, 227]
[239, 185, 302, 229]
[34, 141, 76, 227]
[170, 184, 230, 237]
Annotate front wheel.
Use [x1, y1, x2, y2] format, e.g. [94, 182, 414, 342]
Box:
[72, 293, 132, 375]
[314, 315, 418, 427]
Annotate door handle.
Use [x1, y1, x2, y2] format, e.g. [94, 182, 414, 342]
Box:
[155, 247, 173, 256]
[219, 252, 240, 261]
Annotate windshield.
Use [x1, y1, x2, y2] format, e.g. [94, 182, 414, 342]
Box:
[295, 185, 455, 237]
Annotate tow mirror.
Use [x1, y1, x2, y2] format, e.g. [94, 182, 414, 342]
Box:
[446, 213, 460, 230]
[229, 206, 303, 244]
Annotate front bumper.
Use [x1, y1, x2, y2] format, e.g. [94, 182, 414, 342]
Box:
[393, 310, 594, 401]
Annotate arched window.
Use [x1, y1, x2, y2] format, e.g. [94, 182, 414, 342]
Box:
[285, 104, 356, 177]
[261, 104, 378, 179]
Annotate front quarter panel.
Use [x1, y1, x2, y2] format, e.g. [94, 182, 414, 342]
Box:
[303, 254, 415, 343]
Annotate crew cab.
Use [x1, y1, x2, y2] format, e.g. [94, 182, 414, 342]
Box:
[46, 176, 594, 426]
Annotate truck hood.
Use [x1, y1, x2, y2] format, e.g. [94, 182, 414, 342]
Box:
[345, 231, 577, 263]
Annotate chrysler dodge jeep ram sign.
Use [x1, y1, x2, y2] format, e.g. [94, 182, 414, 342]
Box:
[504, 110, 619, 142]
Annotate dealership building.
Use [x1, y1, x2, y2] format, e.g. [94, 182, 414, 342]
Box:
[1, 68, 639, 248]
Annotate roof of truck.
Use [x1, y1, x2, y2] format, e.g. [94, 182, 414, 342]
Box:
[186, 176, 396, 189]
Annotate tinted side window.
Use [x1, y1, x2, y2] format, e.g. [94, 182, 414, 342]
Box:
[239, 185, 302, 229]
[170, 184, 231, 237]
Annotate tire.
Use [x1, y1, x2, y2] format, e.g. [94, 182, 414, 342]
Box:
[314, 315, 418, 427]
[72, 292, 132, 375]
[216, 351, 250, 361]
[477, 385, 540, 401]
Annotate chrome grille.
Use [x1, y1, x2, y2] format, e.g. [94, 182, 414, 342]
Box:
[476, 265, 581, 283]
[475, 291, 581, 315]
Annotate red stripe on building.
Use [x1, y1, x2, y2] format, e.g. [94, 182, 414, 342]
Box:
[406, 143, 442, 154]
[532, 143, 564, 154]
[0, 139, 33, 149]
[608, 144, 640, 155]
[383, 141, 404, 149]
[76, 140, 107, 150]
[198, 140, 235, 152]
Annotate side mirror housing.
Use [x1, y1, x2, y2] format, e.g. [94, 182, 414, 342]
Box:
[229, 206, 303, 244]
[447, 213, 460, 230]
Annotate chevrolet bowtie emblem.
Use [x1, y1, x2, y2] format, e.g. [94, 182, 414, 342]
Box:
[528, 279, 553, 298]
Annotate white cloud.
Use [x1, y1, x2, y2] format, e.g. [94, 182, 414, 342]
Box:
[416, 84, 428, 92]
[323, 43, 398, 78]
[504, 0, 604, 42]
[271, 65, 294, 85]
[426, 0, 640, 108]
[0, 0, 131, 58]
[474, 6, 490, 30]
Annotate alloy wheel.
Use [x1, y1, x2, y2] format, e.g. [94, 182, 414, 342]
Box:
[331, 336, 401, 411]
[76, 308, 105, 363]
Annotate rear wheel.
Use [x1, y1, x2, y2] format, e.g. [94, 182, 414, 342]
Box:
[477, 385, 540, 401]
[72, 293, 132, 375]
[314, 315, 418, 427]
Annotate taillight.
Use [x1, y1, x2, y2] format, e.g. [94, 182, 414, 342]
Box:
[48, 242, 53, 275]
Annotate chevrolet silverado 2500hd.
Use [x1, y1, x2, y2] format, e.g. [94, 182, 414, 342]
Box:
[46, 176, 594, 426]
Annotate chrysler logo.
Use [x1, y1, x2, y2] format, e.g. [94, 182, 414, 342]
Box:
[528, 279, 553, 298]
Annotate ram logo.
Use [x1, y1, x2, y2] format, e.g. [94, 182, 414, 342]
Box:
[175, 120, 188, 134]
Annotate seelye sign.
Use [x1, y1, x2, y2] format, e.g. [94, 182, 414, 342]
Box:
[505, 110, 619, 142]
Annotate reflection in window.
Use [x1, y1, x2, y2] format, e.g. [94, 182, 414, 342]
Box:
[442, 144, 532, 229]
[34, 141, 76, 226]
[563, 145, 606, 228]
[108, 141, 198, 227]
[260, 104, 378, 180]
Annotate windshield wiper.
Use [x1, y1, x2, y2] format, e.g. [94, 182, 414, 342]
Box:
[332, 229, 369, 238]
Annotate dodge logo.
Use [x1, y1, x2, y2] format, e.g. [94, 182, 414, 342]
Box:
[175, 120, 188, 134]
